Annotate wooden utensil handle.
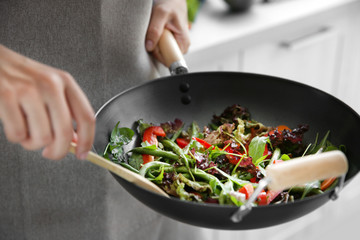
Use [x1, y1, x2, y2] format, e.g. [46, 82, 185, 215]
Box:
[158, 29, 188, 75]
[266, 150, 348, 191]
[69, 142, 169, 197]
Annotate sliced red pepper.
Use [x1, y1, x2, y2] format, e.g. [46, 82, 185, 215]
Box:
[256, 191, 268, 205]
[143, 126, 166, 145]
[320, 177, 337, 191]
[255, 190, 281, 206]
[250, 177, 257, 183]
[192, 137, 213, 149]
[266, 190, 281, 204]
[238, 184, 254, 200]
[176, 138, 190, 149]
[142, 126, 166, 164]
[263, 144, 272, 159]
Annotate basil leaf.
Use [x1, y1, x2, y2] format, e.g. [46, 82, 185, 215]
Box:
[249, 136, 269, 164]
[117, 127, 135, 145]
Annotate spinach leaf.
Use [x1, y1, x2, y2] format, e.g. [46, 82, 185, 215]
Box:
[128, 153, 144, 170]
[103, 121, 135, 164]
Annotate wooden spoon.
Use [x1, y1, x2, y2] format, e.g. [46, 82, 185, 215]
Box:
[69, 142, 169, 198]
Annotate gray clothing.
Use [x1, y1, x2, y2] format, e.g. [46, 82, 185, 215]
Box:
[0, 0, 209, 239]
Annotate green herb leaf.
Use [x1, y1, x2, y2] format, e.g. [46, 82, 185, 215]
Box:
[104, 121, 135, 164]
[137, 119, 152, 136]
[128, 153, 144, 170]
[152, 165, 165, 184]
[249, 136, 269, 164]
[253, 155, 268, 166]
[301, 180, 321, 199]
[280, 154, 291, 161]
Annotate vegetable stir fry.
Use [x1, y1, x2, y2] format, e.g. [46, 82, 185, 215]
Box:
[103, 104, 344, 206]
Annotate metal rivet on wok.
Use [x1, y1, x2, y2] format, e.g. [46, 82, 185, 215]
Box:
[179, 82, 190, 93]
[181, 95, 191, 105]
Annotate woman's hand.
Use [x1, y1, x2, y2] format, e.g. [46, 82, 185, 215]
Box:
[0, 45, 95, 160]
[145, 0, 190, 65]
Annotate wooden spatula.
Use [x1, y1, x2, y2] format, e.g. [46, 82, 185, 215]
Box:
[69, 142, 169, 198]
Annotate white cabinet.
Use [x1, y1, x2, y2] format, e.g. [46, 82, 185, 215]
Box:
[242, 26, 343, 95]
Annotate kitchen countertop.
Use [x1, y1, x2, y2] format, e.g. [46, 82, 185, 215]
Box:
[187, 0, 359, 54]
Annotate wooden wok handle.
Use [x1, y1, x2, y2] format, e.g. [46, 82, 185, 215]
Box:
[158, 29, 188, 75]
[69, 142, 169, 198]
[266, 150, 348, 191]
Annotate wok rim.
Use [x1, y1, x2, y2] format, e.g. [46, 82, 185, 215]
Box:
[94, 71, 360, 228]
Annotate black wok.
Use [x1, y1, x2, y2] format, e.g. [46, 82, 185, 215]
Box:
[93, 71, 360, 230]
[93, 31, 360, 230]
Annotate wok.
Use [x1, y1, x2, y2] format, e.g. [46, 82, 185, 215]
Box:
[93, 32, 360, 230]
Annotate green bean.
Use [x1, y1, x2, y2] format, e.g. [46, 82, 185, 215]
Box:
[139, 161, 172, 177]
[170, 126, 184, 142]
[176, 167, 223, 190]
[130, 147, 179, 161]
[119, 162, 140, 174]
[183, 122, 199, 154]
[161, 139, 195, 180]
[162, 139, 188, 162]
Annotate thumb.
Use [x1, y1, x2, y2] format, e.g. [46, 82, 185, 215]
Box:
[146, 10, 168, 52]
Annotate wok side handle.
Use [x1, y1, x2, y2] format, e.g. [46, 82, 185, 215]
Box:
[266, 150, 348, 191]
[330, 173, 346, 201]
[158, 29, 189, 75]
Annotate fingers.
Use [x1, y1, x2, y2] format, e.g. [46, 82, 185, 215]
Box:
[41, 71, 95, 160]
[146, 4, 168, 52]
[0, 84, 27, 143]
[63, 73, 95, 160]
[0, 45, 95, 160]
[40, 73, 73, 160]
[166, 23, 191, 54]
[18, 87, 53, 151]
[146, 0, 191, 64]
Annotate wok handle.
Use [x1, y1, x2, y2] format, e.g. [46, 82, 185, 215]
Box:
[158, 29, 189, 75]
[69, 142, 169, 198]
[266, 150, 348, 191]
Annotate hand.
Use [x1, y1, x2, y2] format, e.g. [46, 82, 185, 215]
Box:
[145, 0, 190, 65]
[0, 45, 95, 160]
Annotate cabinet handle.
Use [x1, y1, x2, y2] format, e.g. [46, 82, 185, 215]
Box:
[280, 27, 337, 51]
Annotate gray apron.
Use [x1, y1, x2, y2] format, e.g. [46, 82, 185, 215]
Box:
[0, 0, 209, 239]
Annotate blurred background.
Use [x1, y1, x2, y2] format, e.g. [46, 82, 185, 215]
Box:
[184, 0, 360, 239]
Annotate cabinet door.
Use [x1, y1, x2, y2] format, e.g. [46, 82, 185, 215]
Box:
[242, 26, 343, 95]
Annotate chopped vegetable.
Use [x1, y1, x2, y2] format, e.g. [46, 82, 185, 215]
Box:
[176, 138, 190, 148]
[320, 177, 337, 191]
[142, 126, 166, 164]
[104, 104, 345, 207]
[238, 184, 254, 200]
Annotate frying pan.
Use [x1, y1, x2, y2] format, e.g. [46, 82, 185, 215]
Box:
[93, 31, 360, 230]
